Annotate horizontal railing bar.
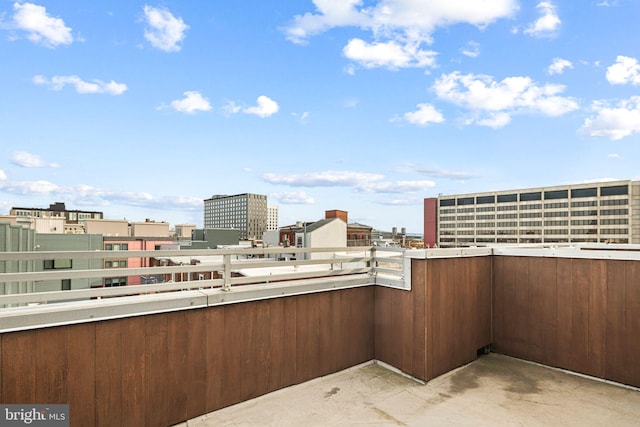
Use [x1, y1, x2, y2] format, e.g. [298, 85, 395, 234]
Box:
[373, 267, 403, 276]
[0, 278, 226, 305]
[0, 256, 372, 283]
[0, 246, 373, 262]
[229, 267, 372, 285]
[373, 256, 403, 264]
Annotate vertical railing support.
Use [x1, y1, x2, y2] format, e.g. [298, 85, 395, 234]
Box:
[222, 254, 231, 292]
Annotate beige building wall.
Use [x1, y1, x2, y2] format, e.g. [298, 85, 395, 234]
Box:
[131, 221, 170, 237]
[175, 224, 196, 239]
[85, 219, 129, 237]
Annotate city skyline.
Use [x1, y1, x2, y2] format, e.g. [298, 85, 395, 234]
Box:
[1, 1, 639, 233]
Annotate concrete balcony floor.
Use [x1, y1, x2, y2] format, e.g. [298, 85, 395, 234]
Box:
[178, 354, 640, 427]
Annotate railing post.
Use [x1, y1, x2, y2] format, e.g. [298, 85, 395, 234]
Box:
[370, 247, 376, 278]
[222, 254, 231, 292]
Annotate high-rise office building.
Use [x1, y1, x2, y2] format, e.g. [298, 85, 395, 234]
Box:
[424, 180, 640, 248]
[203, 193, 267, 240]
[267, 205, 279, 231]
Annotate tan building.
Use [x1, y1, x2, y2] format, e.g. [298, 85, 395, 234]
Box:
[425, 180, 640, 248]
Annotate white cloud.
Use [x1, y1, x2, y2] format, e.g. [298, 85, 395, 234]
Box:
[356, 180, 435, 194]
[375, 197, 424, 206]
[432, 71, 578, 128]
[343, 38, 437, 69]
[292, 111, 310, 123]
[0, 179, 61, 195]
[263, 170, 384, 187]
[285, 0, 518, 43]
[524, 1, 561, 37]
[398, 165, 474, 180]
[270, 191, 316, 205]
[402, 103, 445, 126]
[243, 96, 279, 118]
[460, 41, 480, 58]
[222, 100, 242, 115]
[284, 0, 517, 70]
[606, 56, 640, 85]
[142, 5, 189, 52]
[33, 75, 127, 95]
[547, 58, 573, 75]
[170, 91, 212, 114]
[0, 170, 6, 180]
[11, 2, 73, 47]
[608, 153, 622, 159]
[582, 97, 640, 140]
[11, 151, 60, 168]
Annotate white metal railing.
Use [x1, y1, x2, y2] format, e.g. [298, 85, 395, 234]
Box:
[0, 246, 383, 306]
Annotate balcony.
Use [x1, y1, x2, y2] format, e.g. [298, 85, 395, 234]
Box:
[1, 245, 639, 426]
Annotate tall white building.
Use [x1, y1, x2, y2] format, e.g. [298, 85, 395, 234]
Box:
[267, 205, 279, 231]
[424, 180, 640, 248]
[203, 193, 267, 240]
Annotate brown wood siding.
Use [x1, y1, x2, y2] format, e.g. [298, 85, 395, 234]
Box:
[492, 256, 640, 388]
[0, 287, 374, 427]
[375, 257, 492, 382]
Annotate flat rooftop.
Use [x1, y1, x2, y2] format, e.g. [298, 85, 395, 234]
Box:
[178, 354, 640, 426]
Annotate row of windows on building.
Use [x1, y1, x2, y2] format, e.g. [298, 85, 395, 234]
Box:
[441, 229, 628, 236]
[442, 218, 628, 228]
[439, 198, 628, 215]
[439, 185, 629, 207]
[441, 209, 629, 222]
[440, 238, 629, 244]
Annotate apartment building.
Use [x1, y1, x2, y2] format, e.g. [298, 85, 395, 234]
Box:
[203, 193, 267, 240]
[10, 202, 103, 233]
[424, 180, 640, 248]
[267, 205, 279, 231]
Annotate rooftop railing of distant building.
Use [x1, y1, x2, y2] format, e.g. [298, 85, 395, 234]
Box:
[0, 246, 417, 333]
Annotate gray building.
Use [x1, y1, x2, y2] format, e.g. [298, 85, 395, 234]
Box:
[0, 223, 36, 297]
[426, 180, 640, 248]
[35, 234, 103, 292]
[204, 193, 267, 240]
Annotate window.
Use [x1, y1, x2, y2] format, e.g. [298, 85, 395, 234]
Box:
[520, 212, 542, 218]
[476, 195, 495, 204]
[44, 259, 73, 269]
[497, 194, 517, 203]
[600, 199, 628, 206]
[457, 197, 474, 205]
[520, 204, 542, 210]
[600, 185, 628, 196]
[520, 221, 542, 227]
[571, 188, 597, 198]
[62, 279, 71, 291]
[544, 202, 568, 209]
[600, 209, 628, 216]
[520, 192, 541, 201]
[440, 199, 455, 207]
[457, 207, 474, 213]
[497, 213, 518, 219]
[105, 277, 127, 287]
[544, 190, 568, 200]
[571, 229, 597, 235]
[477, 214, 495, 220]
[440, 216, 455, 221]
[476, 206, 495, 212]
[544, 211, 568, 217]
[105, 260, 127, 268]
[457, 215, 474, 221]
[572, 210, 597, 216]
[497, 205, 518, 211]
[572, 219, 597, 226]
[544, 229, 568, 235]
[571, 200, 597, 208]
[544, 220, 568, 226]
[601, 218, 628, 225]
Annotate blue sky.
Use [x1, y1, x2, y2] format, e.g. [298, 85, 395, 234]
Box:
[1, 0, 639, 234]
